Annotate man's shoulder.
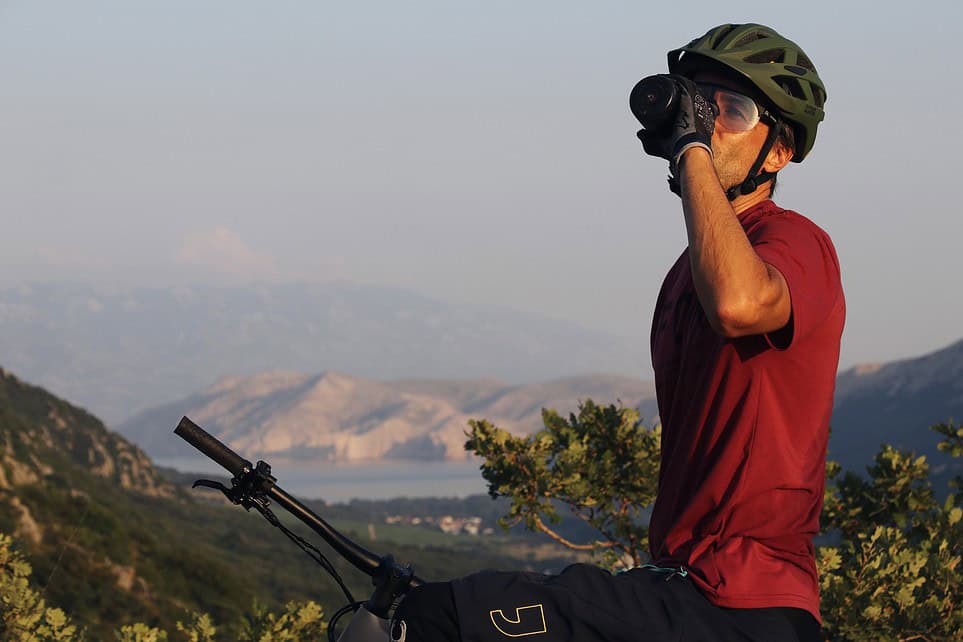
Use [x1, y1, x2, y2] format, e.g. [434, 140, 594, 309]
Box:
[751, 202, 836, 248]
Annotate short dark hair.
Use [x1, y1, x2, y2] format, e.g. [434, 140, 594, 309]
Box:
[776, 120, 796, 158]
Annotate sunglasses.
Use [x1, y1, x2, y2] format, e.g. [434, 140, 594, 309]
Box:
[696, 83, 776, 132]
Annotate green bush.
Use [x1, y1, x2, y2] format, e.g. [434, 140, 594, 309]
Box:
[817, 422, 963, 640]
[238, 601, 325, 641]
[0, 533, 79, 641]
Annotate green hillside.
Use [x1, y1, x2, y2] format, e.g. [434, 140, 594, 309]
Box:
[0, 368, 579, 639]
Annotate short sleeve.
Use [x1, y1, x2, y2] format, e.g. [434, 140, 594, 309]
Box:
[749, 213, 842, 350]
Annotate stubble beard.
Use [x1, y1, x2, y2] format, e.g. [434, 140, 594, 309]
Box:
[712, 147, 746, 193]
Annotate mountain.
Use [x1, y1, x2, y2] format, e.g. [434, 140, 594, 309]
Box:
[0, 282, 646, 425]
[116, 371, 659, 461]
[830, 338, 963, 476]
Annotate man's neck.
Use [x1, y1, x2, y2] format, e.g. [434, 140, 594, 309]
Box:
[731, 184, 773, 215]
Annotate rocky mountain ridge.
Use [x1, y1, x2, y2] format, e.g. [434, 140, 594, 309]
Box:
[0, 367, 174, 552]
[0, 368, 172, 499]
[118, 371, 659, 462]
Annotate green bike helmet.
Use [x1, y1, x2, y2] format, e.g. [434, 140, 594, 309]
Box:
[668, 23, 826, 162]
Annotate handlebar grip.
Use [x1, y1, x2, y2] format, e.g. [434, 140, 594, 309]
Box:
[174, 416, 252, 476]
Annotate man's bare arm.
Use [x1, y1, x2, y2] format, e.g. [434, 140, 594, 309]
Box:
[677, 149, 791, 338]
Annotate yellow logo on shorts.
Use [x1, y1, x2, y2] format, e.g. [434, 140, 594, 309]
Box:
[489, 603, 548, 637]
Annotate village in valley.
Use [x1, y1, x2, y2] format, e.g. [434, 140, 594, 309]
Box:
[384, 514, 495, 537]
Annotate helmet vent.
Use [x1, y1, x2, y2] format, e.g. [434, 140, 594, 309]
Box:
[775, 75, 806, 100]
[732, 32, 769, 48]
[710, 25, 738, 47]
[744, 49, 785, 64]
[795, 52, 816, 72]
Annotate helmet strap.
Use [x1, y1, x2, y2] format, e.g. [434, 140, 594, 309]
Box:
[725, 118, 781, 201]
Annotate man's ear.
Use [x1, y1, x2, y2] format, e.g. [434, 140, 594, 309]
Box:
[763, 138, 794, 172]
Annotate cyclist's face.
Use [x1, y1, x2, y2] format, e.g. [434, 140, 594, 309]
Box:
[692, 71, 778, 192]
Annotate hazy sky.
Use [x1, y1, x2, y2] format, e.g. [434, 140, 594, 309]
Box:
[2, 1, 961, 377]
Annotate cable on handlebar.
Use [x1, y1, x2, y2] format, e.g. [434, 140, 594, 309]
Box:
[190, 462, 357, 606]
[250, 498, 357, 607]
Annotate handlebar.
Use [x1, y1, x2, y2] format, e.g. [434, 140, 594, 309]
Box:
[174, 416, 253, 476]
[173, 416, 423, 589]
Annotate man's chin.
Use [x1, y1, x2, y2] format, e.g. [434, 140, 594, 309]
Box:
[711, 161, 742, 192]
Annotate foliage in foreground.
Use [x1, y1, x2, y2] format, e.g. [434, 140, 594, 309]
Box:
[467, 406, 963, 641]
[817, 422, 963, 640]
[0, 533, 77, 641]
[0, 532, 325, 642]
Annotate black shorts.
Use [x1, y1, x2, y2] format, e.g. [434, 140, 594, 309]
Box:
[392, 564, 821, 642]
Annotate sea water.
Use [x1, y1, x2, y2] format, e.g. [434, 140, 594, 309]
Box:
[155, 455, 488, 503]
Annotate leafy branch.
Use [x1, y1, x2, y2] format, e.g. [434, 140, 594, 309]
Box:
[465, 401, 659, 568]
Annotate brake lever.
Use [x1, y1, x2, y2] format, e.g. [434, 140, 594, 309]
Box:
[191, 459, 277, 509]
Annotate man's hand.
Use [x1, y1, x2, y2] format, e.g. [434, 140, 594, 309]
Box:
[637, 75, 717, 169]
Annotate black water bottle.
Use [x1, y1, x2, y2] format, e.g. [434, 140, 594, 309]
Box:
[629, 75, 681, 132]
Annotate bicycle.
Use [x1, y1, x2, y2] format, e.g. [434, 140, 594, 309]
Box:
[174, 416, 420, 642]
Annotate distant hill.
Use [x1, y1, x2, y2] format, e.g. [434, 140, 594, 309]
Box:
[116, 371, 659, 461]
[0, 282, 645, 424]
[830, 338, 963, 477]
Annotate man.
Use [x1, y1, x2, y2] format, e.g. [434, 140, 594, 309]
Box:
[640, 22, 844, 641]
[386, 23, 843, 642]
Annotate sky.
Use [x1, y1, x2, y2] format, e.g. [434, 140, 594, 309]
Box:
[1, 0, 961, 378]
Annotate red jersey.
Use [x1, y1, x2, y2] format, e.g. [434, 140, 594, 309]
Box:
[648, 200, 845, 624]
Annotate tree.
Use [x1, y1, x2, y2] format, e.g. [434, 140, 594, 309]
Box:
[466, 405, 963, 641]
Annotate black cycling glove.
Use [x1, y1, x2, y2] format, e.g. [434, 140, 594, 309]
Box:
[637, 75, 717, 170]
